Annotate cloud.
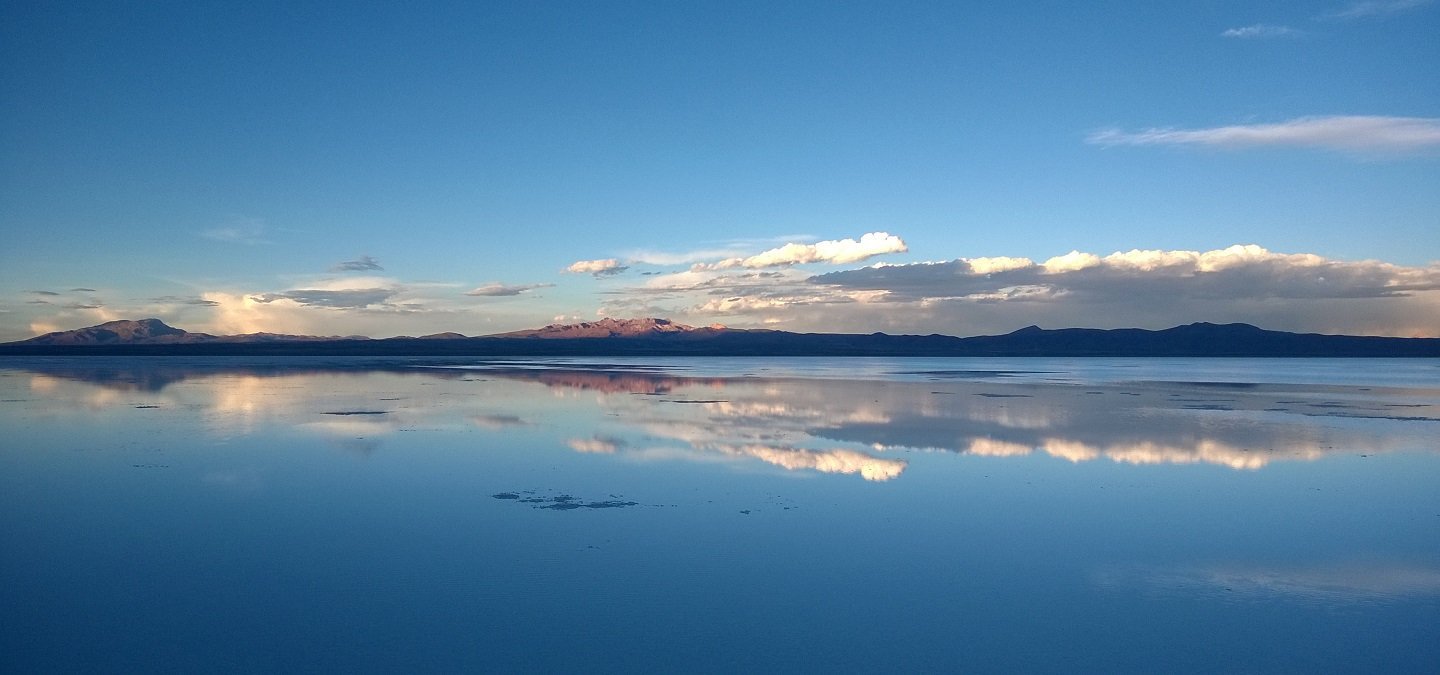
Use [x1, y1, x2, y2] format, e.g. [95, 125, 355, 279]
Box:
[622, 235, 817, 266]
[717, 443, 907, 481]
[70, 287, 97, 292]
[1104, 561, 1440, 603]
[250, 288, 397, 309]
[464, 282, 553, 297]
[27, 290, 60, 296]
[645, 244, 1440, 337]
[1321, 0, 1432, 20]
[816, 244, 1440, 302]
[331, 255, 383, 272]
[201, 218, 268, 244]
[1221, 23, 1302, 38]
[694, 232, 908, 271]
[1087, 115, 1440, 155]
[151, 295, 222, 307]
[565, 258, 629, 276]
[568, 436, 625, 454]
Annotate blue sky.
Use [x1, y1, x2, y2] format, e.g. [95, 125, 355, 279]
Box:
[2, 0, 1438, 340]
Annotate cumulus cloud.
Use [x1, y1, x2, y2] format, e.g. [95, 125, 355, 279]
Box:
[694, 232, 908, 271]
[814, 245, 1439, 303]
[1221, 23, 1302, 38]
[464, 282, 553, 297]
[1087, 115, 1440, 155]
[718, 443, 907, 481]
[331, 255, 383, 272]
[655, 244, 1440, 337]
[1321, 0, 1432, 20]
[566, 258, 629, 276]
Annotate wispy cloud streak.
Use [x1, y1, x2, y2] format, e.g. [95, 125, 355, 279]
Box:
[464, 282, 553, 297]
[1321, 0, 1432, 20]
[1088, 115, 1440, 154]
[331, 256, 383, 272]
[1221, 24, 1302, 38]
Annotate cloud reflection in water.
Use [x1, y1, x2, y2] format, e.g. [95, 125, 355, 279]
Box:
[13, 359, 1437, 477]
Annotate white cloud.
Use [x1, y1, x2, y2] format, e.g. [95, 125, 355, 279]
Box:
[1041, 250, 1102, 274]
[669, 244, 1440, 337]
[1087, 115, 1440, 155]
[1321, 0, 1432, 20]
[464, 282, 553, 297]
[568, 437, 623, 454]
[966, 256, 1035, 274]
[1221, 24, 1302, 38]
[201, 218, 269, 244]
[565, 258, 629, 276]
[694, 232, 908, 270]
[622, 235, 817, 266]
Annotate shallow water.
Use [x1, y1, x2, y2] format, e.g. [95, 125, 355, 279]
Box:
[2, 357, 1438, 672]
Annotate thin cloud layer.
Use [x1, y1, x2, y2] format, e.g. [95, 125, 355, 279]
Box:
[694, 232, 907, 271]
[151, 295, 221, 307]
[251, 288, 397, 309]
[1321, 0, 1432, 20]
[464, 282, 553, 297]
[1088, 115, 1440, 154]
[331, 256, 384, 272]
[200, 218, 268, 244]
[1221, 24, 1302, 38]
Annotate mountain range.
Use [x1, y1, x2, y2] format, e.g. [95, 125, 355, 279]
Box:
[1, 317, 1437, 357]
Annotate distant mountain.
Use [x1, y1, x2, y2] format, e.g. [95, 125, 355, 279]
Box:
[489, 317, 727, 339]
[2, 318, 1437, 357]
[19, 318, 191, 345]
[15, 318, 369, 346]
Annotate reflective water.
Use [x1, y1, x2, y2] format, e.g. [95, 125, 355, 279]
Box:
[2, 357, 1438, 672]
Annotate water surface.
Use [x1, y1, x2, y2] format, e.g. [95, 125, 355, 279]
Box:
[2, 357, 1437, 672]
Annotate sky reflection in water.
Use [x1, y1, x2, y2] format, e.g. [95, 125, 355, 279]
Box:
[1, 357, 1438, 672]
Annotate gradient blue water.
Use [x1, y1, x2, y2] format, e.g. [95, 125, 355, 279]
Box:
[2, 358, 1437, 672]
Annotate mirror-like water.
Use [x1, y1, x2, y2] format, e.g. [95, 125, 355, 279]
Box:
[2, 357, 1438, 672]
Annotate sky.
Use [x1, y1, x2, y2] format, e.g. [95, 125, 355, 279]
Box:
[2, 0, 1438, 341]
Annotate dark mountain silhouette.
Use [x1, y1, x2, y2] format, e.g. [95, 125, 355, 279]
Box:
[2, 318, 1436, 357]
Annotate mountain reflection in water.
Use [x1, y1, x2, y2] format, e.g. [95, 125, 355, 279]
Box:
[10, 357, 1437, 477]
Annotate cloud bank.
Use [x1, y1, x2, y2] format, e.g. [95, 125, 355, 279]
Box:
[1088, 115, 1440, 154]
[600, 244, 1440, 337]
